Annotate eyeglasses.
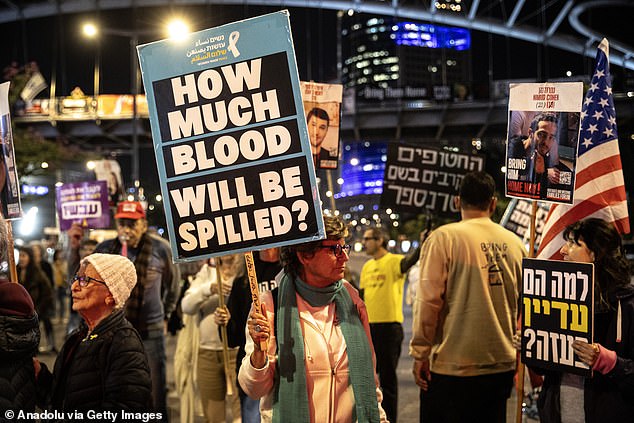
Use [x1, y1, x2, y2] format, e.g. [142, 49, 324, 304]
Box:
[362, 237, 378, 241]
[72, 274, 107, 288]
[317, 244, 351, 258]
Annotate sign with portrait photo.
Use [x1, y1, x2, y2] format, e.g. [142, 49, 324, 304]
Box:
[300, 81, 343, 170]
[506, 82, 582, 203]
[0, 82, 22, 220]
[138, 11, 325, 262]
[520, 258, 594, 377]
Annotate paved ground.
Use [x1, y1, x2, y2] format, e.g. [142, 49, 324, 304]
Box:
[39, 255, 539, 422]
[40, 309, 537, 422]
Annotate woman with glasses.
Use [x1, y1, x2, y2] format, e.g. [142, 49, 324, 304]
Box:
[536, 218, 634, 422]
[34, 253, 152, 414]
[239, 215, 388, 422]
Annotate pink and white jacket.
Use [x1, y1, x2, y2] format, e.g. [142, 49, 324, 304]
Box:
[238, 281, 388, 423]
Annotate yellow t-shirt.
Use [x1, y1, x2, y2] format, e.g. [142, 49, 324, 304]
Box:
[359, 253, 404, 323]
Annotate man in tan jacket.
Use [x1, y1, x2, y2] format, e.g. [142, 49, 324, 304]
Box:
[410, 171, 526, 422]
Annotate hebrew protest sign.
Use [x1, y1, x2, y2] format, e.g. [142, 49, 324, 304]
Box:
[56, 181, 110, 231]
[521, 258, 594, 376]
[138, 11, 325, 261]
[380, 143, 484, 217]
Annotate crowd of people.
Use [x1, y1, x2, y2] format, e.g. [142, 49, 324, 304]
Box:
[1, 169, 633, 423]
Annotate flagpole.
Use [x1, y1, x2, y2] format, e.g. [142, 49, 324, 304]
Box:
[516, 200, 538, 423]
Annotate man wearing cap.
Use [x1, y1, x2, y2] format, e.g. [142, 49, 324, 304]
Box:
[35, 253, 152, 413]
[94, 201, 180, 419]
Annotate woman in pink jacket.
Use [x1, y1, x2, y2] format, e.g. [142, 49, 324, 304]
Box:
[238, 215, 388, 423]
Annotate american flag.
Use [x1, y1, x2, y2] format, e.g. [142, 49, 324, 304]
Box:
[537, 38, 630, 260]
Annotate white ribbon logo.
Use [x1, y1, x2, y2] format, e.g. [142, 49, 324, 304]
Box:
[228, 31, 241, 58]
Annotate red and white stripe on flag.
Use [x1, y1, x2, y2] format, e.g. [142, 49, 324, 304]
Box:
[537, 38, 630, 260]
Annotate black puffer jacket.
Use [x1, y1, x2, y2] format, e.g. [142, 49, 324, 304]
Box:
[0, 313, 39, 412]
[537, 284, 634, 423]
[36, 309, 152, 414]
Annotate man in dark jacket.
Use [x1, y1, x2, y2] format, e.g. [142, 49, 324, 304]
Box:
[35, 253, 152, 416]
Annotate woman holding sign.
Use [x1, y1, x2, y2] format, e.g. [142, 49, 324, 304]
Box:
[537, 218, 634, 422]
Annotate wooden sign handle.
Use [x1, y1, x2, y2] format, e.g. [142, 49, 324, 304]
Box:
[245, 251, 267, 352]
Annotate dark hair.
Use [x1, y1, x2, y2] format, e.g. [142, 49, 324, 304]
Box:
[529, 112, 558, 132]
[281, 215, 348, 279]
[306, 107, 330, 125]
[17, 246, 39, 275]
[365, 227, 388, 249]
[563, 218, 632, 306]
[459, 171, 495, 210]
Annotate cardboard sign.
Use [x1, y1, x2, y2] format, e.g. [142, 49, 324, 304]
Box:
[56, 181, 110, 230]
[500, 198, 550, 251]
[506, 83, 582, 203]
[138, 11, 325, 261]
[300, 81, 343, 170]
[0, 82, 22, 220]
[380, 143, 484, 216]
[521, 258, 594, 377]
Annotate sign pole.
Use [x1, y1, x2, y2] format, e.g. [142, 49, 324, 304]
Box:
[3, 216, 17, 283]
[245, 251, 267, 352]
[516, 200, 538, 423]
[215, 260, 234, 396]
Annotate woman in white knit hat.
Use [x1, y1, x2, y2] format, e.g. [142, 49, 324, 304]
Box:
[34, 253, 153, 415]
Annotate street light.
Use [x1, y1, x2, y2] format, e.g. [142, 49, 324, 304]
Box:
[81, 19, 190, 195]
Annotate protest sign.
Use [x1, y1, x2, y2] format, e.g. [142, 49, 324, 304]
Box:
[0, 82, 22, 220]
[380, 143, 484, 217]
[506, 82, 582, 203]
[300, 81, 343, 170]
[56, 181, 110, 231]
[500, 198, 550, 251]
[138, 11, 324, 261]
[521, 257, 594, 376]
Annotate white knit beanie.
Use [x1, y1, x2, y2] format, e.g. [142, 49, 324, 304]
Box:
[82, 253, 137, 309]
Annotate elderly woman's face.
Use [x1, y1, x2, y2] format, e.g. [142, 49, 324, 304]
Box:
[71, 262, 113, 314]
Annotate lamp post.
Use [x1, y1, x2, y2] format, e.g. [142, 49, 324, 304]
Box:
[82, 20, 189, 196]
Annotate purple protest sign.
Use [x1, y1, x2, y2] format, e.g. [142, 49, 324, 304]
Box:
[56, 181, 110, 230]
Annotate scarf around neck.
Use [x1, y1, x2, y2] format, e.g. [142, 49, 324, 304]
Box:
[273, 273, 380, 423]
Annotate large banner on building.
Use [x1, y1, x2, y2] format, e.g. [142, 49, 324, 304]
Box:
[0, 82, 22, 220]
[505, 82, 582, 203]
[520, 258, 594, 377]
[56, 181, 110, 231]
[138, 11, 325, 262]
[300, 81, 342, 170]
[380, 143, 484, 216]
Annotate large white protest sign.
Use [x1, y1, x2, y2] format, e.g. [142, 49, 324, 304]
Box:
[138, 11, 324, 261]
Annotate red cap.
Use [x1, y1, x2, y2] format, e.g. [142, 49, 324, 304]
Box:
[114, 201, 146, 220]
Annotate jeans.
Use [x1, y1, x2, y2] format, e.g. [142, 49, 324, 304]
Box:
[239, 384, 260, 423]
[143, 333, 168, 422]
[370, 322, 403, 423]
